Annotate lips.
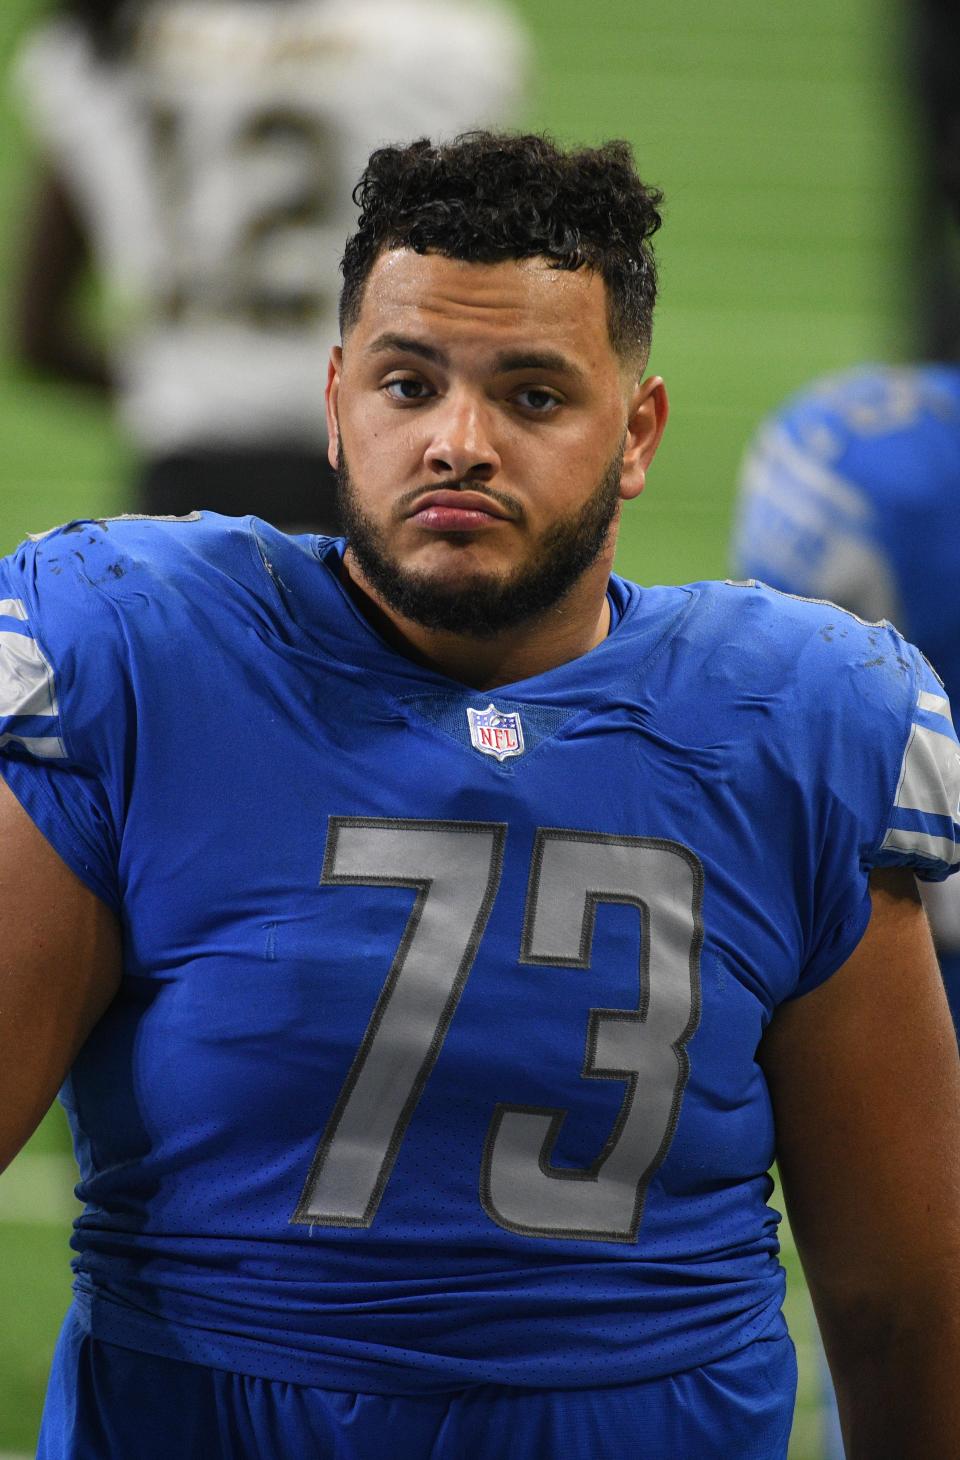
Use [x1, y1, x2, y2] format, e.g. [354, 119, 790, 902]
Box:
[406, 490, 513, 532]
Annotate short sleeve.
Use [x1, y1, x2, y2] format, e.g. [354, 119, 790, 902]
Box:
[723, 589, 960, 1001]
[792, 646, 960, 1000]
[0, 531, 133, 912]
[873, 656, 960, 883]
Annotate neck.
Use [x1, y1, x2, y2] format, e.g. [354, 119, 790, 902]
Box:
[340, 551, 614, 690]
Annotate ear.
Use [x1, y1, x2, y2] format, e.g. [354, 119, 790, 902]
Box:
[325, 347, 343, 470]
[620, 376, 668, 501]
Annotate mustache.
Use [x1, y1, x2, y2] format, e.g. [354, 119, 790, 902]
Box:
[395, 481, 525, 519]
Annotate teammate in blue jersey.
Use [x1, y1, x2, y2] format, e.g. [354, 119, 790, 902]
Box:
[734, 363, 960, 1029]
[2, 133, 960, 1460]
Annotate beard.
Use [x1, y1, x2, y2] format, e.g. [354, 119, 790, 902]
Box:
[335, 442, 624, 639]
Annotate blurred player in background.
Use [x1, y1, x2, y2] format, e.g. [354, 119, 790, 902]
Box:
[2, 130, 960, 1460]
[11, 0, 529, 531]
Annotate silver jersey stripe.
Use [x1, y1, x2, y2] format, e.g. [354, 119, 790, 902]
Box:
[0, 632, 58, 718]
[918, 690, 952, 720]
[0, 599, 27, 621]
[894, 722, 960, 816]
[881, 825, 960, 867]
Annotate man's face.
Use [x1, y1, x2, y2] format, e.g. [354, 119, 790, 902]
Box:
[326, 251, 666, 637]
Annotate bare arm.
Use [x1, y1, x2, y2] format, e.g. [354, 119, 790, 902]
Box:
[761, 868, 960, 1458]
[12, 166, 111, 392]
[0, 776, 121, 1173]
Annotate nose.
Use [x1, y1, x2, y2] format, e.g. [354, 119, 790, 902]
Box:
[423, 393, 501, 482]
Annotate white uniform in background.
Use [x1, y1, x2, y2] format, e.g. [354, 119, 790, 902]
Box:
[15, 0, 530, 520]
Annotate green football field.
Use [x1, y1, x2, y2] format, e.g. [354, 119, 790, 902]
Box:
[0, 0, 914, 1453]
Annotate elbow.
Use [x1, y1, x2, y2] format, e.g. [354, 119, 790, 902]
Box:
[819, 1278, 960, 1398]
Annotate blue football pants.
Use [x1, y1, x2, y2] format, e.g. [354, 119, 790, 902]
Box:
[38, 1303, 796, 1459]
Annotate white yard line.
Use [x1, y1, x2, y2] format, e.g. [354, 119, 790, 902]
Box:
[0, 1152, 81, 1225]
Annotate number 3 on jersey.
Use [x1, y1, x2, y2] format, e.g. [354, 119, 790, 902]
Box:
[292, 818, 703, 1244]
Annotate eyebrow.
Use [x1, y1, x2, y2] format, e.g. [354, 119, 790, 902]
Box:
[491, 349, 587, 386]
[366, 333, 588, 386]
[367, 333, 447, 365]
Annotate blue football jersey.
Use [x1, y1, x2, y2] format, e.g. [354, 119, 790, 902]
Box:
[2, 513, 958, 1394]
[734, 363, 960, 1002]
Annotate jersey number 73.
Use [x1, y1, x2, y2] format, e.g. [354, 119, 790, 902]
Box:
[291, 817, 703, 1245]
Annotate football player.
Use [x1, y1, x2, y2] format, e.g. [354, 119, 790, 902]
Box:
[13, 0, 529, 531]
[2, 132, 960, 1460]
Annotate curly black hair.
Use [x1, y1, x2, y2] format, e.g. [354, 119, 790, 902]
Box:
[339, 132, 664, 363]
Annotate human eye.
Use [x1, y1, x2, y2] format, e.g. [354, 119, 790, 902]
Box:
[383, 376, 435, 403]
[513, 387, 562, 414]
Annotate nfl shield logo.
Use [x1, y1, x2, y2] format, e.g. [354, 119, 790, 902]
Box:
[467, 703, 525, 761]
